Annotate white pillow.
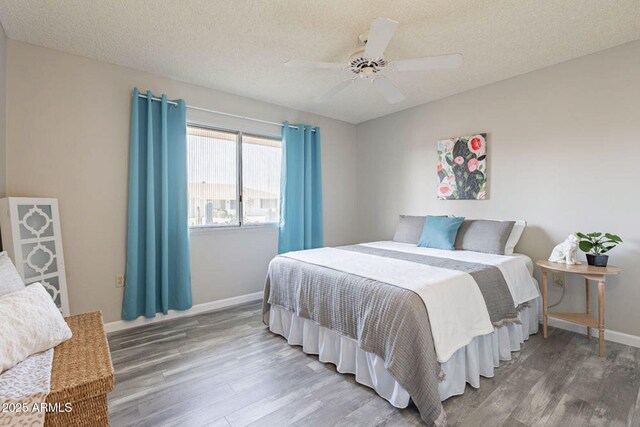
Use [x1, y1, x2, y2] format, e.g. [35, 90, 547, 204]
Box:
[0, 251, 25, 297]
[504, 220, 526, 255]
[0, 283, 72, 374]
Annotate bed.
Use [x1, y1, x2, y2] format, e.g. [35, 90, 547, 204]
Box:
[262, 235, 540, 426]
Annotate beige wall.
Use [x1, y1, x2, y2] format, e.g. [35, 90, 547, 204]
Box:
[6, 41, 358, 322]
[0, 22, 6, 197]
[356, 41, 640, 337]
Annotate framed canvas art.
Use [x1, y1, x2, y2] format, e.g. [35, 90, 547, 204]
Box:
[437, 134, 487, 200]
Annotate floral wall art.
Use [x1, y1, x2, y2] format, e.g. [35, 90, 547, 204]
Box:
[437, 134, 487, 200]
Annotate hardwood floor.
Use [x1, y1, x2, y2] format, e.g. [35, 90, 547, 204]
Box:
[107, 302, 640, 426]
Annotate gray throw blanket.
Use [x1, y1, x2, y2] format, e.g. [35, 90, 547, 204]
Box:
[263, 245, 518, 426]
[341, 245, 519, 326]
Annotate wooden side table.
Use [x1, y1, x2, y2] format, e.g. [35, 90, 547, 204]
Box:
[536, 260, 622, 357]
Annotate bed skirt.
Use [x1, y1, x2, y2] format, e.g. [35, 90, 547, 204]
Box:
[268, 296, 540, 407]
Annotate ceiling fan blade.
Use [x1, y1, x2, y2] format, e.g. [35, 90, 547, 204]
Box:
[372, 76, 405, 104]
[285, 59, 345, 70]
[364, 18, 399, 58]
[389, 54, 463, 71]
[315, 79, 355, 103]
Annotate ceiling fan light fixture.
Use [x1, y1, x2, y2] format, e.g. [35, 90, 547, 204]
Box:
[359, 66, 376, 79]
[287, 17, 463, 104]
[349, 52, 387, 76]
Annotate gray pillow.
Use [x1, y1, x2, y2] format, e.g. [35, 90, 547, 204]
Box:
[455, 220, 515, 255]
[392, 215, 426, 244]
[0, 252, 25, 297]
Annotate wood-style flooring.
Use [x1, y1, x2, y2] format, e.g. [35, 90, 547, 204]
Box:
[107, 302, 640, 426]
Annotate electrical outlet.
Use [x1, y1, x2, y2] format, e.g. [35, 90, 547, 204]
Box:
[115, 275, 125, 288]
[553, 272, 565, 286]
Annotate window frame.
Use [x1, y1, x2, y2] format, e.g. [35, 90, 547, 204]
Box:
[186, 122, 282, 231]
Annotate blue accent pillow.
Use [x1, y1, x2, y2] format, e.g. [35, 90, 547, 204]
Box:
[417, 216, 465, 250]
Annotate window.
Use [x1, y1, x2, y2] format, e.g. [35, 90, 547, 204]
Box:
[187, 125, 282, 228]
[242, 135, 282, 225]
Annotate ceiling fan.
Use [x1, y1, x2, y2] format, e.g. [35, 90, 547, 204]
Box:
[285, 18, 463, 104]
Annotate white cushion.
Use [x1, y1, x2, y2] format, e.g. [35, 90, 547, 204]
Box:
[0, 283, 72, 374]
[504, 220, 527, 255]
[0, 252, 25, 297]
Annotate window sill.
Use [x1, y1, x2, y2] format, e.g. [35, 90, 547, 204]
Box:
[189, 223, 279, 236]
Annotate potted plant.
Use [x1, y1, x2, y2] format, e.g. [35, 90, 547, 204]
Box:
[576, 232, 622, 267]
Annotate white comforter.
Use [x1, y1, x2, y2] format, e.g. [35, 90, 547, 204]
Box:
[361, 241, 540, 305]
[282, 241, 539, 362]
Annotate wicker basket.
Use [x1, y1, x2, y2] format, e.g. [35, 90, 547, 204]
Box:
[44, 312, 114, 427]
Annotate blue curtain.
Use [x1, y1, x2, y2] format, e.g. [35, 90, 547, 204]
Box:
[278, 121, 323, 253]
[122, 88, 192, 320]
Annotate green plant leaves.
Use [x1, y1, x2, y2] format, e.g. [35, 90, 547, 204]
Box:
[579, 241, 594, 252]
[577, 231, 622, 255]
[605, 233, 622, 243]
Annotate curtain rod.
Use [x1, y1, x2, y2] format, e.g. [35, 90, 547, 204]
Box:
[135, 93, 316, 132]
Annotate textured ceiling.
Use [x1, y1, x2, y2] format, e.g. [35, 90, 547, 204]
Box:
[0, 0, 638, 124]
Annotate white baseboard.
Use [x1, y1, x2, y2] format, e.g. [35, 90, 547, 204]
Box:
[104, 291, 263, 334]
[103, 293, 640, 349]
[547, 318, 640, 349]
